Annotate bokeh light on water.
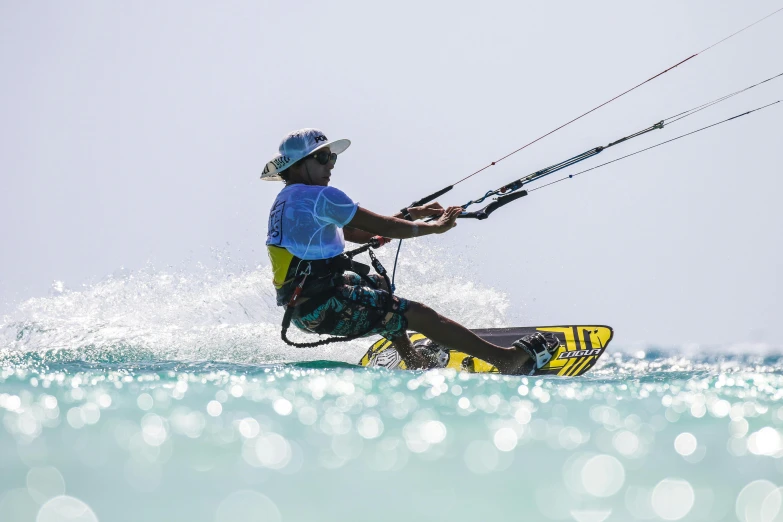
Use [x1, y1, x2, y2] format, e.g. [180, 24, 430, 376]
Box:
[2, 350, 783, 521]
[2, 260, 783, 520]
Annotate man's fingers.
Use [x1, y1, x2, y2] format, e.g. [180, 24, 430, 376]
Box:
[409, 205, 444, 220]
[418, 205, 444, 215]
[447, 209, 459, 228]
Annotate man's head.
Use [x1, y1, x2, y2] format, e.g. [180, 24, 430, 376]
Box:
[261, 128, 350, 185]
[283, 147, 337, 186]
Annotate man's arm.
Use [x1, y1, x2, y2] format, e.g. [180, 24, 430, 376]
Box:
[346, 206, 460, 239]
[344, 202, 450, 243]
[343, 226, 376, 244]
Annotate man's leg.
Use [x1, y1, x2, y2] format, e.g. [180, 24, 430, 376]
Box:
[341, 275, 528, 372]
[403, 301, 530, 374]
[388, 332, 429, 370]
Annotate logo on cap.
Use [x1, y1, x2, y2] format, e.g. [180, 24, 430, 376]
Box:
[272, 156, 291, 169]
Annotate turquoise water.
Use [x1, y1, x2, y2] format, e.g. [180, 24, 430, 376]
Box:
[2, 255, 782, 521]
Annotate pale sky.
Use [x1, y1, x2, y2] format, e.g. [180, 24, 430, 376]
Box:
[1, 0, 781, 346]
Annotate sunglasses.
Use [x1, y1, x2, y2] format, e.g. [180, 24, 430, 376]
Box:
[310, 150, 337, 165]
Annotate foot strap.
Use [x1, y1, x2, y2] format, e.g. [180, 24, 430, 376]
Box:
[512, 332, 559, 375]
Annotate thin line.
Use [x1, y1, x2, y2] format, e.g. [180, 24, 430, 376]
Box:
[664, 71, 783, 124]
[453, 56, 696, 186]
[451, 6, 783, 188]
[698, 6, 783, 53]
[528, 101, 781, 192]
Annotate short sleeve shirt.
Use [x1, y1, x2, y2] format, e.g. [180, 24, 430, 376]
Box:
[266, 184, 359, 260]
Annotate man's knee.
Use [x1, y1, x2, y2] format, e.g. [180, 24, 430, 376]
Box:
[404, 301, 439, 326]
[405, 300, 426, 316]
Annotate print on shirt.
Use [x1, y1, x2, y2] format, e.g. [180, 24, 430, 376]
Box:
[267, 199, 285, 246]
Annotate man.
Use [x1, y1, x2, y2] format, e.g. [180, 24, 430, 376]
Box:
[262, 128, 556, 374]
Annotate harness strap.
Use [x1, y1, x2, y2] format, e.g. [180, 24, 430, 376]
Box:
[280, 247, 396, 348]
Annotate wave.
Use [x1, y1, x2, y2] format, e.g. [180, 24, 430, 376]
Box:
[0, 243, 512, 367]
[3, 242, 781, 375]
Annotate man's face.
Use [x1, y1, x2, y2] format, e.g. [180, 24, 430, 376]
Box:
[302, 148, 335, 186]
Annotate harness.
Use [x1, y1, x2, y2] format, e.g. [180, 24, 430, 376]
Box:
[280, 237, 395, 347]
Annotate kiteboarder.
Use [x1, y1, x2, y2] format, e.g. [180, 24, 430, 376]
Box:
[262, 128, 559, 374]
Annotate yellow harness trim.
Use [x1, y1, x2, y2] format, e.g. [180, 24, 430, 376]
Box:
[267, 246, 296, 289]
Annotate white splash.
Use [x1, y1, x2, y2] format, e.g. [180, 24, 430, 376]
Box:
[0, 242, 513, 365]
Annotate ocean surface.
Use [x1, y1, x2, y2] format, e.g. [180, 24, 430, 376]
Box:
[2, 251, 782, 522]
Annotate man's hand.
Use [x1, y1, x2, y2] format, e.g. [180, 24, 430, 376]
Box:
[429, 206, 461, 234]
[406, 202, 445, 220]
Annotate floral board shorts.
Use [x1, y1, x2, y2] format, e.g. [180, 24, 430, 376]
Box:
[290, 273, 410, 340]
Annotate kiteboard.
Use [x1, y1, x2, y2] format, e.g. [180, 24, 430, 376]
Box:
[359, 325, 613, 376]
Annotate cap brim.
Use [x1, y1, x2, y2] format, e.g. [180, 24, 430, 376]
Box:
[315, 138, 351, 156]
[260, 154, 286, 181]
[260, 138, 351, 181]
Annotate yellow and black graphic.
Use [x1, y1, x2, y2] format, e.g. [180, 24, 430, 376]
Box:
[359, 325, 613, 376]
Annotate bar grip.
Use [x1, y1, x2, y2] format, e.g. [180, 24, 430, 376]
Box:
[401, 185, 454, 220]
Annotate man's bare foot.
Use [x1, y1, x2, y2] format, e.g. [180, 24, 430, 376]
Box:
[400, 348, 429, 370]
[490, 347, 533, 375]
[498, 333, 560, 375]
[391, 335, 429, 370]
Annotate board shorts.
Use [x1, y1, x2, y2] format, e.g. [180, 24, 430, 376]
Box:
[290, 273, 410, 340]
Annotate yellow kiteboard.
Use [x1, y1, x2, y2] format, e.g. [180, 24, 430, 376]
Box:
[359, 325, 613, 376]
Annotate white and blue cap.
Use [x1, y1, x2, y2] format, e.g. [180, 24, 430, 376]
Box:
[261, 128, 351, 181]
